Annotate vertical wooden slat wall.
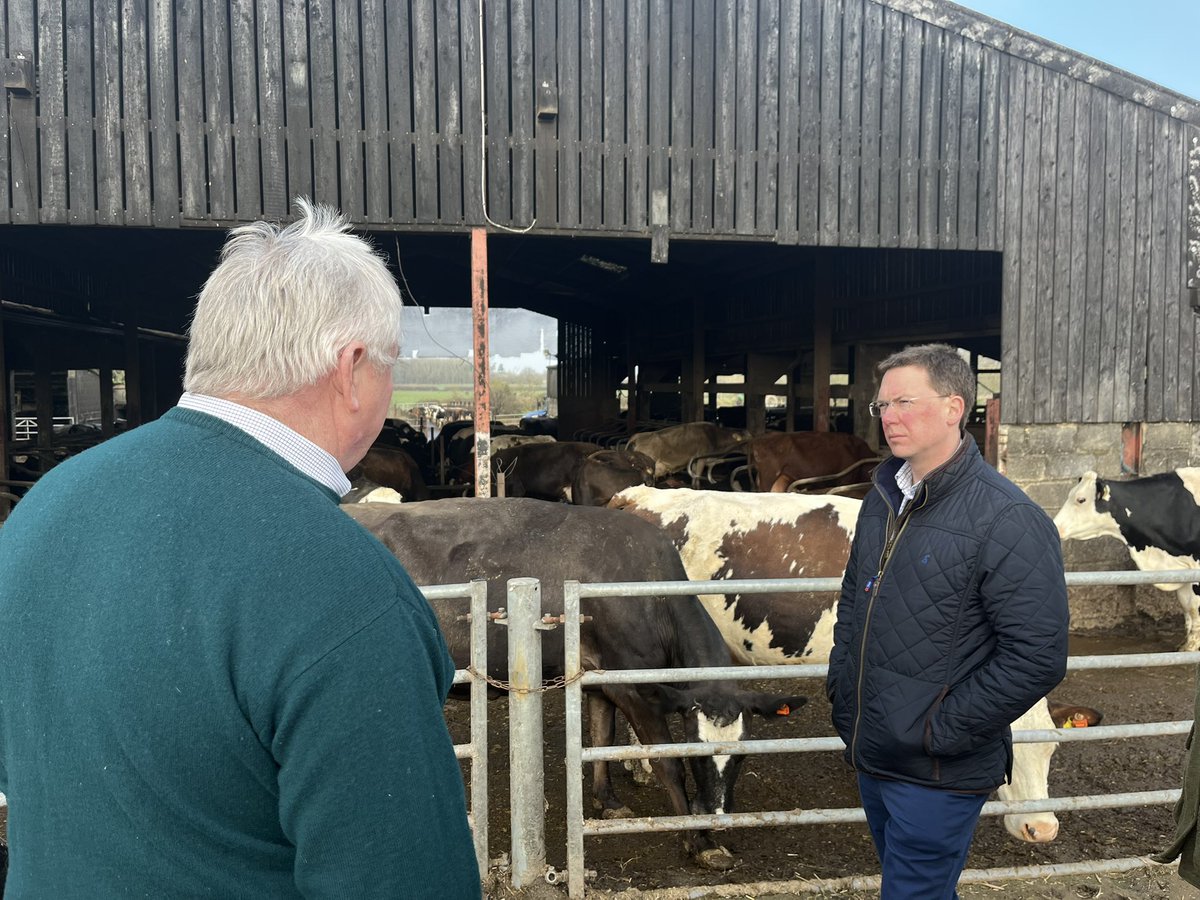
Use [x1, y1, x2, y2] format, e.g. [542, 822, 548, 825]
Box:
[1, 0, 1197, 424]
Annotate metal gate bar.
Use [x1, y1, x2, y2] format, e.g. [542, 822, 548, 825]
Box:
[422, 580, 490, 880]
[563, 568, 1200, 898]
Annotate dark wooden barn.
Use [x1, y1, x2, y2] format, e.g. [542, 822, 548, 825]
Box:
[1, 0, 1198, 500]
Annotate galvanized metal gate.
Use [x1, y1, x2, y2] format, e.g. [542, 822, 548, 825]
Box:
[447, 569, 1200, 896]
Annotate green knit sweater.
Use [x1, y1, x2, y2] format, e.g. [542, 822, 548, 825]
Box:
[0, 408, 480, 898]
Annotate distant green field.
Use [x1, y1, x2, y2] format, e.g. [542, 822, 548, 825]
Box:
[390, 387, 471, 410]
[390, 381, 545, 418]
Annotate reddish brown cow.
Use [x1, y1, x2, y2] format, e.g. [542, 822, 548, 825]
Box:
[348, 446, 431, 501]
[746, 432, 878, 493]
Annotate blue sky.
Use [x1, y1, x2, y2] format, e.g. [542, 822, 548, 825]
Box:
[954, 1, 1200, 100]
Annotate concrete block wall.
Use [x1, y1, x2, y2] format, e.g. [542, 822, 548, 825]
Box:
[999, 423, 1200, 638]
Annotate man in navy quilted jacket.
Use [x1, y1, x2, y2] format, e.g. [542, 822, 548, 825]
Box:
[827, 343, 1068, 900]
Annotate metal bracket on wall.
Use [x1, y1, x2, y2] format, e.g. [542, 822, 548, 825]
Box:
[3, 53, 33, 95]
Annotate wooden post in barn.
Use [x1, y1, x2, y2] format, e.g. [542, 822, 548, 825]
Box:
[100, 364, 115, 438]
[34, 357, 54, 475]
[123, 322, 142, 428]
[813, 259, 832, 432]
[984, 397, 1001, 468]
[686, 303, 705, 422]
[471, 228, 492, 497]
[0, 313, 8, 518]
[852, 343, 889, 452]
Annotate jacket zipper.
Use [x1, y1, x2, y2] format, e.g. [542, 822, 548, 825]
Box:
[849, 484, 923, 767]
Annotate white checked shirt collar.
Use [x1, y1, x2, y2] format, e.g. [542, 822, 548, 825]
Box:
[178, 392, 351, 497]
[893, 436, 966, 515]
[894, 461, 920, 516]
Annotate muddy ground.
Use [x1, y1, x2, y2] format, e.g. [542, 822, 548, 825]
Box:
[451, 631, 1200, 898]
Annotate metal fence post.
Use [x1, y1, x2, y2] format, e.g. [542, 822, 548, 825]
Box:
[507, 577, 546, 887]
[564, 580, 586, 899]
[469, 579, 490, 879]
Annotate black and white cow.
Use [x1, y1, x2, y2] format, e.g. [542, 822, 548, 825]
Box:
[1054, 469, 1200, 651]
[343, 498, 806, 870]
[609, 485, 1097, 844]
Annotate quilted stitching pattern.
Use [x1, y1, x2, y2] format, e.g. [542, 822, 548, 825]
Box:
[829, 442, 1069, 792]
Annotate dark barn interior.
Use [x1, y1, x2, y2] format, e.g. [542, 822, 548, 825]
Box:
[0, 221, 1003, 508]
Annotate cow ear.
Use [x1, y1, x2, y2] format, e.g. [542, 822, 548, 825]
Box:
[740, 693, 808, 718]
[1047, 703, 1103, 728]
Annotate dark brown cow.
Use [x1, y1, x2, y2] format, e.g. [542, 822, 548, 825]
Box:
[745, 431, 878, 493]
[343, 499, 806, 869]
[491, 441, 601, 501]
[348, 446, 430, 501]
[571, 449, 656, 507]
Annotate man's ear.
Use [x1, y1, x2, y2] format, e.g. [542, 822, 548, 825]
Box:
[335, 342, 369, 411]
[947, 394, 966, 428]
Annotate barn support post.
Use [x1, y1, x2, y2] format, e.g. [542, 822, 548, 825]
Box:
[123, 321, 143, 428]
[0, 314, 8, 518]
[34, 356, 54, 475]
[813, 260, 833, 432]
[99, 364, 115, 438]
[852, 343, 889, 451]
[471, 228, 492, 496]
[685, 303, 705, 423]
[506, 577, 547, 888]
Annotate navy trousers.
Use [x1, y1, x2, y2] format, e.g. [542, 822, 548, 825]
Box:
[857, 772, 987, 900]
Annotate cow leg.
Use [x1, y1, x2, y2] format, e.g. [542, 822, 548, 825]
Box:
[587, 692, 634, 818]
[608, 687, 734, 870]
[1178, 585, 1200, 652]
[769, 473, 791, 492]
[622, 724, 657, 786]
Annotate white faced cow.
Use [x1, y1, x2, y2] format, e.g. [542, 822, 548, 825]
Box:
[1054, 469, 1200, 651]
[609, 485, 1096, 844]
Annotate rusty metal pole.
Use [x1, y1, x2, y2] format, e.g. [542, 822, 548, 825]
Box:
[471, 228, 492, 497]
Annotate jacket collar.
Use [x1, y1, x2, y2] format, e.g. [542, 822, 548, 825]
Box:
[874, 434, 979, 513]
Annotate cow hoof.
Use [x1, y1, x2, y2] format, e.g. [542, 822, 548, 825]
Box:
[695, 846, 735, 870]
[631, 767, 657, 787]
[601, 806, 635, 819]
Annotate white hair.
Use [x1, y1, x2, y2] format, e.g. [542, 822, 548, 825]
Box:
[183, 198, 403, 400]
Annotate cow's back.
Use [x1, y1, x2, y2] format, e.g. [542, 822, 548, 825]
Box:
[747, 432, 876, 491]
[610, 486, 861, 664]
[344, 498, 722, 678]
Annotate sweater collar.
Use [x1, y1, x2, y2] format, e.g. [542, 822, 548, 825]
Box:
[176, 393, 351, 497]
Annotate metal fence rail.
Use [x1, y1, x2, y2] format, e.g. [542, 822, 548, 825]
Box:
[561, 568, 1200, 899]
[420, 580, 489, 880]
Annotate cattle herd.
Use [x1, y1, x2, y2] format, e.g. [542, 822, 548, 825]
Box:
[324, 415, 1200, 876]
[3, 415, 1197, 887]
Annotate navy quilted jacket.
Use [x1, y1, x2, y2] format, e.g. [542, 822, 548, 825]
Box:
[826, 438, 1069, 792]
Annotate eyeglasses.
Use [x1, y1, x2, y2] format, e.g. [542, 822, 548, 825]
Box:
[868, 395, 951, 417]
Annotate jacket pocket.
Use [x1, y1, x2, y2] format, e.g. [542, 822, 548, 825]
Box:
[857, 670, 944, 783]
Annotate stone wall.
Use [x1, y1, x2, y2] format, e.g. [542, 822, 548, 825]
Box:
[999, 423, 1200, 638]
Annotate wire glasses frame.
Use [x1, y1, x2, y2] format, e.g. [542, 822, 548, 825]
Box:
[868, 395, 951, 417]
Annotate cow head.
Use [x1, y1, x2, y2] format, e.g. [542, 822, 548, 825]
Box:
[1053, 471, 1121, 541]
[645, 684, 806, 819]
[999, 698, 1102, 842]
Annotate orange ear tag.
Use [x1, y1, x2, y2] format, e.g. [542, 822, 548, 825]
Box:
[776, 704, 790, 716]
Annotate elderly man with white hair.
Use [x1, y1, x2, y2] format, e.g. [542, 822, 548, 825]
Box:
[0, 201, 480, 899]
